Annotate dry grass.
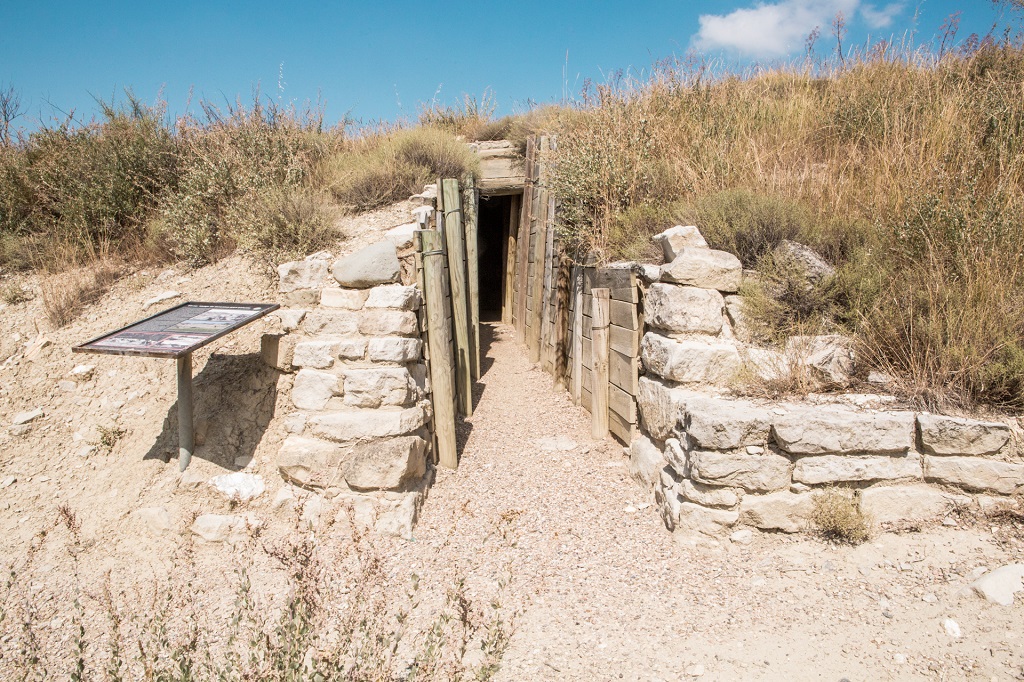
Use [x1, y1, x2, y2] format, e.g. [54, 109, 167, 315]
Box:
[810, 487, 872, 544]
[40, 261, 121, 328]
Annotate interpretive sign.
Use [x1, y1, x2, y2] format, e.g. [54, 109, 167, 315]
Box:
[72, 301, 279, 471]
[73, 302, 279, 359]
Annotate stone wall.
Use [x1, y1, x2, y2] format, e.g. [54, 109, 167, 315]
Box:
[266, 205, 433, 539]
[631, 226, 1023, 536]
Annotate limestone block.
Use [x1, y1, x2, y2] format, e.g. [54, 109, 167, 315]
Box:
[375, 493, 420, 539]
[191, 514, 252, 545]
[277, 436, 347, 488]
[660, 247, 742, 292]
[652, 225, 709, 262]
[292, 340, 342, 369]
[859, 485, 970, 524]
[343, 368, 416, 408]
[684, 395, 771, 450]
[679, 479, 741, 508]
[924, 456, 1024, 495]
[664, 437, 691, 478]
[385, 222, 418, 249]
[690, 450, 792, 492]
[278, 256, 330, 293]
[655, 472, 682, 531]
[276, 309, 307, 331]
[320, 287, 368, 310]
[772, 408, 915, 455]
[359, 309, 419, 337]
[971, 565, 1024, 606]
[793, 454, 922, 485]
[332, 241, 401, 288]
[292, 369, 342, 411]
[630, 434, 668, 489]
[343, 436, 427, 490]
[786, 335, 856, 385]
[337, 338, 367, 360]
[741, 346, 790, 382]
[303, 309, 359, 335]
[309, 406, 427, 443]
[261, 334, 296, 371]
[918, 414, 1011, 456]
[640, 333, 741, 384]
[772, 240, 835, 284]
[724, 295, 748, 337]
[636, 376, 688, 440]
[739, 491, 814, 533]
[677, 502, 739, 535]
[368, 337, 422, 363]
[365, 285, 421, 311]
[644, 284, 724, 335]
[209, 473, 266, 502]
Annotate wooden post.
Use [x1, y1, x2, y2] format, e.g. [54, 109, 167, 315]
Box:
[529, 140, 548, 363]
[539, 193, 554, 371]
[553, 254, 571, 391]
[514, 138, 535, 343]
[502, 194, 518, 325]
[441, 178, 473, 417]
[421, 229, 459, 469]
[590, 288, 610, 439]
[571, 267, 584, 404]
[463, 177, 481, 381]
[176, 354, 194, 471]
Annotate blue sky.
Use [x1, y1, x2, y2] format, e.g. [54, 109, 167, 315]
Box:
[1, 1, 1015, 132]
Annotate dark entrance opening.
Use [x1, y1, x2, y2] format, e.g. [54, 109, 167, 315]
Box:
[476, 193, 520, 323]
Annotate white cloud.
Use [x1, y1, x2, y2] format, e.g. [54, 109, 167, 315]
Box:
[860, 2, 905, 29]
[692, 0, 860, 58]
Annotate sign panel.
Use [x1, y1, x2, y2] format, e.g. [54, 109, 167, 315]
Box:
[73, 301, 280, 359]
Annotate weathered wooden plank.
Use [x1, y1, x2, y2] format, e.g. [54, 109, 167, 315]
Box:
[609, 409, 634, 443]
[539, 193, 555, 372]
[609, 383, 637, 423]
[463, 178, 481, 381]
[609, 324, 639, 357]
[609, 349, 638, 396]
[582, 336, 593, 368]
[583, 313, 593, 340]
[502, 194, 518, 325]
[441, 178, 473, 418]
[581, 386, 592, 412]
[610, 287, 639, 304]
[420, 229, 458, 469]
[591, 288, 610, 439]
[594, 268, 635, 289]
[609, 299, 638, 331]
[514, 138, 535, 343]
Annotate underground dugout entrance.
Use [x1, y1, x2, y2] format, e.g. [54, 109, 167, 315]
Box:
[475, 192, 522, 323]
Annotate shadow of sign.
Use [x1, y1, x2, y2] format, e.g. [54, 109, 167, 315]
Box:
[144, 352, 278, 469]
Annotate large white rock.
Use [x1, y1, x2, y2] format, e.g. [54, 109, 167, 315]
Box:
[785, 335, 856, 386]
[655, 470, 683, 530]
[320, 287, 368, 310]
[739, 491, 814, 533]
[278, 256, 330, 293]
[303, 309, 359, 335]
[209, 473, 266, 501]
[644, 284, 724, 335]
[365, 285, 421, 311]
[772, 240, 835, 284]
[859, 485, 969, 524]
[724, 295, 748, 337]
[664, 437, 691, 478]
[918, 414, 1011, 456]
[677, 502, 739, 535]
[385, 222, 418, 249]
[684, 396, 771, 450]
[277, 436, 346, 488]
[740, 347, 791, 382]
[679, 479, 741, 508]
[924, 456, 1024, 495]
[971, 564, 1024, 606]
[344, 436, 427, 490]
[367, 337, 422, 363]
[690, 450, 792, 492]
[660, 247, 743, 292]
[292, 340, 342, 369]
[652, 225, 709, 262]
[630, 434, 668, 489]
[636, 377, 688, 440]
[292, 369, 342, 410]
[359, 309, 419, 337]
[309, 406, 427, 443]
[343, 368, 415, 408]
[792, 454, 922, 485]
[332, 241, 401, 288]
[640, 333, 741, 384]
[772, 408, 915, 455]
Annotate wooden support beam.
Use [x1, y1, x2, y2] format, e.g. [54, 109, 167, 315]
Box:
[440, 178, 473, 417]
[463, 177, 481, 381]
[590, 288, 610, 439]
[420, 229, 458, 469]
[554, 254, 570, 391]
[514, 138, 535, 343]
[571, 267, 583, 404]
[539, 190, 554, 370]
[502, 194, 518, 325]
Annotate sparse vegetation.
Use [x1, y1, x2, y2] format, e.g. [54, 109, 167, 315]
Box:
[40, 260, 121, 327]
[96, 425, 126, 454]
[810, 487, 872, 544]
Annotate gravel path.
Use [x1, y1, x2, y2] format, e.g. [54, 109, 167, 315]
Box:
[386, 322, 1024, 681]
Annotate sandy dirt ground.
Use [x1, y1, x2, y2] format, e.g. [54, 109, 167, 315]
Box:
[0, 203, 1021, 680]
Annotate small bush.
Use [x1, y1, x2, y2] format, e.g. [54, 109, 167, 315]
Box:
[692, 190, 810, 267]
[0, 281, 30, 304]
[811, 487, 872, 544]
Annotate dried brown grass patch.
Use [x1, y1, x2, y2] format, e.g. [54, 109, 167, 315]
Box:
[40, 261, 121, 328]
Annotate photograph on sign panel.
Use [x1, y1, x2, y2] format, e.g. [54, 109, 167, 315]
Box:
[167, 308, 260, 334]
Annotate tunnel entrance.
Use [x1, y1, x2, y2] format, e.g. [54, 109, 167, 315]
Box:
[475, 193, 521, 323]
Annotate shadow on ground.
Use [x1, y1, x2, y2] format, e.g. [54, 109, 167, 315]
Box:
[144, 352, 278, 470]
